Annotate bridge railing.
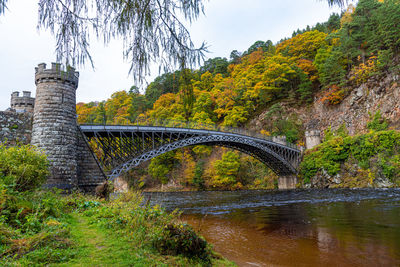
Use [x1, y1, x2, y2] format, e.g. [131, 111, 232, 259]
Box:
[77, 115, 299, 150]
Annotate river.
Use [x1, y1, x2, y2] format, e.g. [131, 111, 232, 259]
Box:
[145, 189, 400, 266]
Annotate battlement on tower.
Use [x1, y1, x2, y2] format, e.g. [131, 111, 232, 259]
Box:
[35, 63, 79, 88]
[305, 130, 321, 138]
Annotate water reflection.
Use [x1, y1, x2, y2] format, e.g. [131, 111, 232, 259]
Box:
[145, 189, 400, 266]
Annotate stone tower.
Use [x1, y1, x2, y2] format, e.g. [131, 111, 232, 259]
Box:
[31, 63, 79, 189]
[10, 91, 35, 113]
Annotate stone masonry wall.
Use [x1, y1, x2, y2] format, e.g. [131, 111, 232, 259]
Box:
[76, 128, 106, 192]
[0, 111, 33, 145]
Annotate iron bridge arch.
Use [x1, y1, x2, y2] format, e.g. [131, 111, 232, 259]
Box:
[79, 125, 301, 180]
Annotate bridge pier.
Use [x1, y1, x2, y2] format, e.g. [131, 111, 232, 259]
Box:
[278, 175, 298, 189]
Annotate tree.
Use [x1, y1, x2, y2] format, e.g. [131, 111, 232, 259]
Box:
[1, 0, 207, 81]
[211, 151, 240, 189]
[230, 50, 242, 64]
[200, 57, 229, 76]
[327, 0, 352, 7]
[145, 71, 182, 105]
[245, 40, 274, 55]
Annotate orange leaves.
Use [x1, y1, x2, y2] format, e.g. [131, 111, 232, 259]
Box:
[320, 85, 344, 105]
[248, 48, 264, 65]
[297, 59, 318, 82]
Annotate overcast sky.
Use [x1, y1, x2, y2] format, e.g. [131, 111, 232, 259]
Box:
[0, 0, 342, 110]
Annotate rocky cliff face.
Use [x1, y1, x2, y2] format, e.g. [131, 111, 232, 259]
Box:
[249, 71, 400, 189]
[309, 72, 400, 135]
[252, 71, 400, 139]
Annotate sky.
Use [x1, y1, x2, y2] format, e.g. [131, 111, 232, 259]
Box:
[0, 0, 342, 110]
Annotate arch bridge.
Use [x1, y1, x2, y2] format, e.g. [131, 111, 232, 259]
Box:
[79, 123, 301, 180]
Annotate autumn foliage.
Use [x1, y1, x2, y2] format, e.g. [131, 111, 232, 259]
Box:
[76, 0, 400, 190]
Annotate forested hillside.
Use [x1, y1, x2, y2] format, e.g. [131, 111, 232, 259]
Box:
[77, 0, 400, 190]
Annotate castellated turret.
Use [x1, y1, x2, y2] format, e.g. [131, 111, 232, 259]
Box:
[31, 63, 80, 189]
[10, 91, 35, 113]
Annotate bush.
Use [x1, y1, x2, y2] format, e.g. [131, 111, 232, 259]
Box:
[153, 223, 210, 261]
[320, 85, 344, 105]
[83, 191, 213, 263]
[367, 110, 388, 131]
[0, 145, 49, 191]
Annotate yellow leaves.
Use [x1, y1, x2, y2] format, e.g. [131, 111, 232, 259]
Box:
[76, 102, 97, 124]
[349, 55, 377, 85]
[276, 30, 328, 61]
[209, 151, 240, 189]
[191, 111, 214, 127]
[260, 129, 271, 136]
[211, 78, 237, 118]
[261, 54, 296, 91]
[182, 149, 196, 185]
[222, 106, 248, 127]
[296, 59, 318, 82]
[340, 4, 355, 26]
[46, 219, 61, 226]
[147, 93, 184, 122]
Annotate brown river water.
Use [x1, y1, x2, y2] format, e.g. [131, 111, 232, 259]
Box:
[145, 189, 400, 267]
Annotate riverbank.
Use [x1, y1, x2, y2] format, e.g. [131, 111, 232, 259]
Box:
[0, 190, 234, 266]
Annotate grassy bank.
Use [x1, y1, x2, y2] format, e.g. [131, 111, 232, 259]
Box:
[1, 190, 234, 266]
[0, 145, 233, 266]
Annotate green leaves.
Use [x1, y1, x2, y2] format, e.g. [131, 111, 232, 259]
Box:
[211, 151, 240, 188]
[367, 110, 388, 132]
[0, 145, 49, 192]
[300, 130, 400, 186]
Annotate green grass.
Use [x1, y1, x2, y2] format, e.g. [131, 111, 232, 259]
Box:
[55, 214, 163, 266]
[55, 211, 234, 267]
[2, 193, 235, 267]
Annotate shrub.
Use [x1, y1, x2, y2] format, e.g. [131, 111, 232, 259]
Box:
[0, 145, 49, 191]
[320, 85, 344, 105]
[367, 110, 388, 131]
[153, 223, 210, 261]
[349, 55, 377, 85]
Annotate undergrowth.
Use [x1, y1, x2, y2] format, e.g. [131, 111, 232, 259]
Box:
[0, 145, 228, 266]
[300, 129, 400, 187]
